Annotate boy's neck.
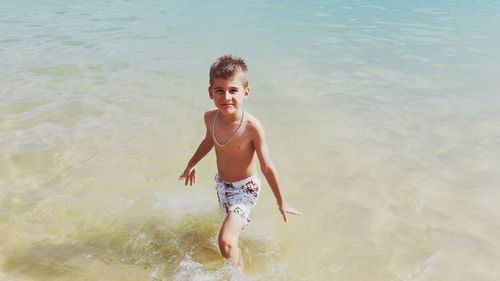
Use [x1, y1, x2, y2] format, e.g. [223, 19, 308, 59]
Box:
[219, 108, 244, 124]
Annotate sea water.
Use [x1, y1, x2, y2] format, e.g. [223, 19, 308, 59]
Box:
[1, 0, 499, 280]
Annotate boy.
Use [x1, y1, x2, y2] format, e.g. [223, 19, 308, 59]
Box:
[179, 55, 301, 267]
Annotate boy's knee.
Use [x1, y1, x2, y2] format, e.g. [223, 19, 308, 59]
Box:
[219, 232, 236, 247]
[218, 233, 237, 257]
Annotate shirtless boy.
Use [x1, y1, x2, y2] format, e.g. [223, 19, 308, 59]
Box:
[179, 55, 301, 267]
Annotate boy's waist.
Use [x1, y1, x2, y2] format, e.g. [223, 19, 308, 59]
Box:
[214, 173, 260, 186]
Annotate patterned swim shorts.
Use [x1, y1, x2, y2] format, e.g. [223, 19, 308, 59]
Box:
[215, 174, 261, 226]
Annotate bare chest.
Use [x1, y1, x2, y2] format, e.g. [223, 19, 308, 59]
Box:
[211, 123, 254, 154]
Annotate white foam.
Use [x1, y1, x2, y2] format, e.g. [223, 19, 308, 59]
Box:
[172, 255, 222, 281]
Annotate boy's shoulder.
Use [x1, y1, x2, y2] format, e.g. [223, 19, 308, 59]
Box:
[242, 111, 261, 126]
[204, 108, 218, 117]
[243, 111, 266, 137]
[203, 109, 218, 125]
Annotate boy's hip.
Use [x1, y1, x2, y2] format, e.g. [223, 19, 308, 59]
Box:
[214, 173, 262, 202]
[214, 173, 260, 188]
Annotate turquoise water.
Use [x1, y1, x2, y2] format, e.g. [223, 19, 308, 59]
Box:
[1, 1, 500, 280]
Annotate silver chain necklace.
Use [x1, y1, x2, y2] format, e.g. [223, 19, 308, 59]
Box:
[212, 110, 244, 147]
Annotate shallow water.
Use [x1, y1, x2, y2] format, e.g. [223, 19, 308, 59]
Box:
[1, 0, 500, 280]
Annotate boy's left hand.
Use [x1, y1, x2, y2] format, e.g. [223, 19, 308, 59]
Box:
[279, 203, 302, 223]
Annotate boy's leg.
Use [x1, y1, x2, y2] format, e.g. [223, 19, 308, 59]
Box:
[218, 212, 245, 266]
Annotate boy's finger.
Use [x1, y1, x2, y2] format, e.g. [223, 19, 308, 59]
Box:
[287, 209, 302, 215]
[281, 210, 288, 223]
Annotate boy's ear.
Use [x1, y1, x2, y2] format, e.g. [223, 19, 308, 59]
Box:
[244, 87, 250, 98]
[208, 86, 213, 99]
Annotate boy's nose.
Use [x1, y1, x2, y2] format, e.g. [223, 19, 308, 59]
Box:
[224, 92, 231, 100]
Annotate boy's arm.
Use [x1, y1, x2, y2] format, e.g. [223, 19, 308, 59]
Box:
[253, 121, 301, 222]
[179, 113, 214, 186]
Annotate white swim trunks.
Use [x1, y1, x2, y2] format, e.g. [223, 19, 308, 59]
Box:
[215, 174, 262, 225]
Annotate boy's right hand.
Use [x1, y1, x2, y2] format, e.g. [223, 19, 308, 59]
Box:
[179, 166, 196, 186]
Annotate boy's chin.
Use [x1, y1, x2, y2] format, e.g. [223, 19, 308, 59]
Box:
[218, 106, 238, 114]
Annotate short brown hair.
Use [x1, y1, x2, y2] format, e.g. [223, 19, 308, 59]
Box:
[209, 55, 248, 87]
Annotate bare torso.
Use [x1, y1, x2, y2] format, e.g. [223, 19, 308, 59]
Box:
[205, 109, 257, 182]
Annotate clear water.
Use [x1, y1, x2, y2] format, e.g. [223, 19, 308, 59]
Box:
[1, 0, 500, 280]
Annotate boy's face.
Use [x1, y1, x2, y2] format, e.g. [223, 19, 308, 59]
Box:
[208, 72, 249, 114]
